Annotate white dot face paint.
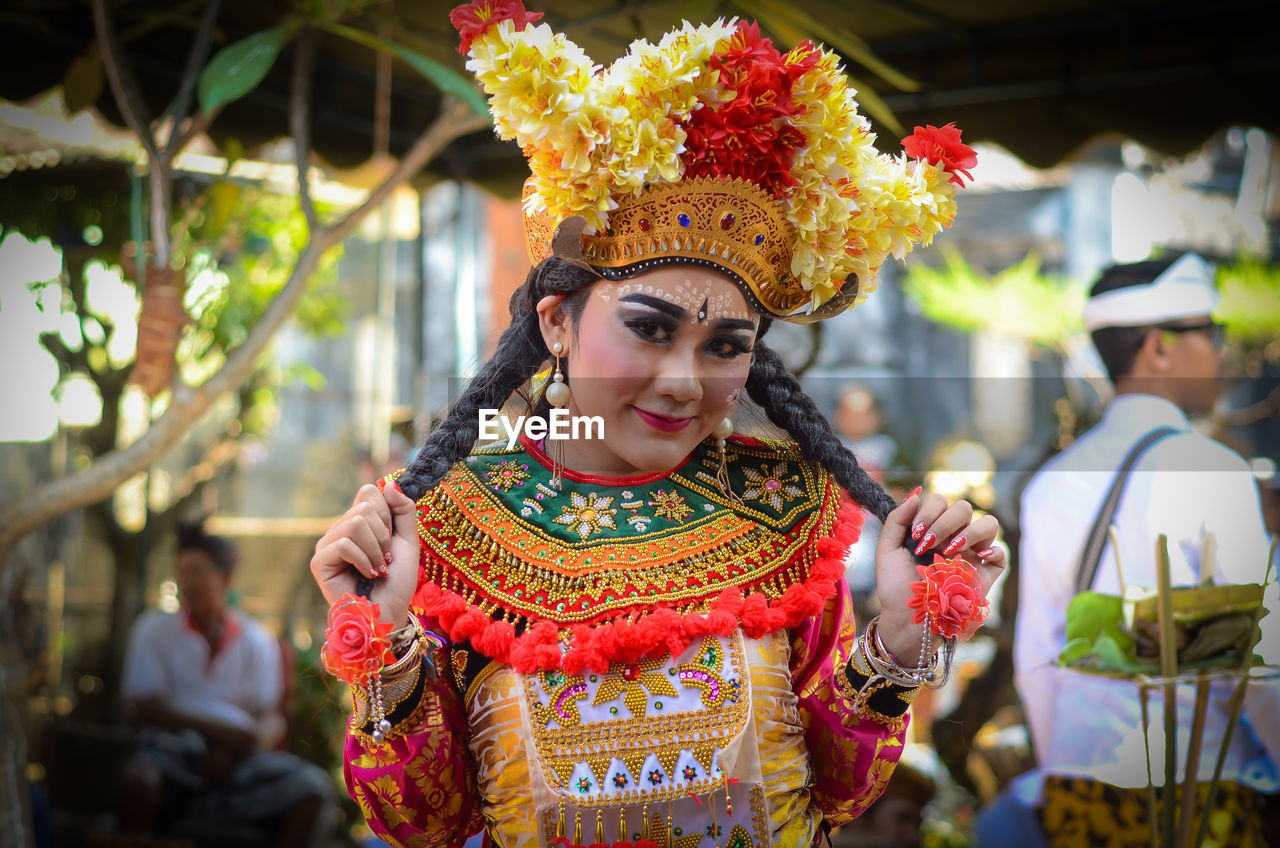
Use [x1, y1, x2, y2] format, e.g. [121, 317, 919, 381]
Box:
[599, 275, 754, 325]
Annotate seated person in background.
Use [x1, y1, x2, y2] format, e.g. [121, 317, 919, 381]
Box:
[120, 522, 333, 847]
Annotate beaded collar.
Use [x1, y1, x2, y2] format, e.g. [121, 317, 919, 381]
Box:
[407, 435, 863, 673]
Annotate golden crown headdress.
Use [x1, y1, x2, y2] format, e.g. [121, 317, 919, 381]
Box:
[450, 1, 976, 323]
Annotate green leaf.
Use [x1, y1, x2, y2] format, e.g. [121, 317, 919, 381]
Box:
[1064, 591, 1129, 648]
[1059, 591, 1140, 671]
[197, 24, 295, 115]
[323, 23, 491, 119]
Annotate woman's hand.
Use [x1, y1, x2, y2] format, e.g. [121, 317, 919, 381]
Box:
[873, 491, 1006, 663]
[310, 482, 421, 625]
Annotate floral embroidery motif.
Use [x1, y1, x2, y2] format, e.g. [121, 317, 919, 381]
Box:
[532, 669, 589, 727]
[676, 637, 742, 710]
[648, 768, 665, 785]
[682, 764, 698, 780]
[649, 489, 693, 523]
[485, 459, 530, 492]
[552, 491, 618, 539]
[576, 776, 592, 793]
[612, 772, 629, 788]
[592, 655, 677, 718]
[741, 462, 804, 510]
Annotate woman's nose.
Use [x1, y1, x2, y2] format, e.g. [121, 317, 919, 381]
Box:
[652, 348, 702, 404]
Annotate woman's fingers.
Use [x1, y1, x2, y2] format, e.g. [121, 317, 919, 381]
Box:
[383, 481, 419, 548]
[879, 492, 921, 552]
[909, 495, 971, 556]
[353, 482, 393, 528]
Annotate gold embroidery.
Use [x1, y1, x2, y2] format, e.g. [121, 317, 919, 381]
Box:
[485, 459, 531, 492]
[413, 438, 839, 629]
[531, 669, 590, 727]
[524, 634, 752, 806]
[592, 656, 676, 719]
[451, 648, 469, 695]
[649, 489, 693, 523]
[741, 462, 804, 511]
[552, 491, 618, 539]
[675, 636, 743, 711]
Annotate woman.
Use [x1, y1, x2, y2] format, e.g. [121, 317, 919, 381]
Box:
[310, 4, 1002, 846]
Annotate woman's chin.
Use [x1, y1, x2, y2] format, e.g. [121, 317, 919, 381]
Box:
[599, 431, 703, 476]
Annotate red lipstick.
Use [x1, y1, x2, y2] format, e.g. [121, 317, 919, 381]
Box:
[633, 407, 693, 433]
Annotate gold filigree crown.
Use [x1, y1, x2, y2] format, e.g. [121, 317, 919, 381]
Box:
[524, 178, 860, 322]
[453, 1, 975, 322]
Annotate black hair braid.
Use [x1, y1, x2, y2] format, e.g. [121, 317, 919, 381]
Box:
[356, 259, 596, 597]
[395, 258, 597, 502]
[744, 342, 899, 524]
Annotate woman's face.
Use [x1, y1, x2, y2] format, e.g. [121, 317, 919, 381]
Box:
[538, 265, 760, 476]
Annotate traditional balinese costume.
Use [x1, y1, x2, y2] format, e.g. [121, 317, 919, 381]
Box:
[330, 3, 979, 846]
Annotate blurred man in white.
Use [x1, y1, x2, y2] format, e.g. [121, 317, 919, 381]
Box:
[1016, 254, 1278, 847]
[121, 522, 333, 847]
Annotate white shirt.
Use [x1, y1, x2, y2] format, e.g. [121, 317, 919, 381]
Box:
[122, 607, 283, 734]
[1016, 394, 1278, 791]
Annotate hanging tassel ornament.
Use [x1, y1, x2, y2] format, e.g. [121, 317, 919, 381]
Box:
[712, 417, 741, 504]
[547, 341, 570, 489]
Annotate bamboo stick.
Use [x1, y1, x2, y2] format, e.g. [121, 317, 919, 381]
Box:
[1140, 682, 1159, 848]
[1109, 524, 1127, 598]
[1156, 535, 1179, 846]
[1177, 673, 1210, 848]
[1190, 536, 1272, 848]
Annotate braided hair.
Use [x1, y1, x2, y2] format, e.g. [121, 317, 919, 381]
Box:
[395, 257, 896, 525]
[745, 341, 898, 524]
[395, 258, 595, 501]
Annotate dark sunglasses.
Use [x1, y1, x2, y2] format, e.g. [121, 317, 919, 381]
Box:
[1158, 321, 1226, 350]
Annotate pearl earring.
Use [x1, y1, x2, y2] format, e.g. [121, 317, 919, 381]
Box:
[546, 341, 571, 408]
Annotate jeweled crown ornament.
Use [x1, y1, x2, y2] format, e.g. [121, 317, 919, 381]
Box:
[451, 1, 976, 323]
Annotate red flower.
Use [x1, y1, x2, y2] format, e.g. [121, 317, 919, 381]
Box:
[902, 123, 977, 187]
[450, 0, 544, 54]
[906, 555, 989, 639]
[321, 593, 396, 686]
[680, 21, 816, 197]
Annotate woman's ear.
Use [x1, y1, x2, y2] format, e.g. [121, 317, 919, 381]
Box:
[535, 294, 570, 354]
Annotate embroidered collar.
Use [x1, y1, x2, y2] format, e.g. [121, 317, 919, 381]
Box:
[406, 435, 862, 673]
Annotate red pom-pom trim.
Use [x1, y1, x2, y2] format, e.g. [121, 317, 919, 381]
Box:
[412, 495, 862, 672]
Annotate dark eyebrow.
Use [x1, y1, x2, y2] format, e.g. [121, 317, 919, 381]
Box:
[712, 317, 757, 332]
[619, 293, 687, 320]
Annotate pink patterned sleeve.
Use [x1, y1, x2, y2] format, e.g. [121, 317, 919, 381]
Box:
[789, 587, 910, 827]
[342, 633, 484, 848]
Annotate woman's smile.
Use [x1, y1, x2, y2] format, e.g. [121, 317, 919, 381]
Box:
[632, 406, 695, 432]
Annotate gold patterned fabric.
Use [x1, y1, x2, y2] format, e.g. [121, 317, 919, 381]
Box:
[343, 439, 913, 847]
[1039, 776, 1267, 848]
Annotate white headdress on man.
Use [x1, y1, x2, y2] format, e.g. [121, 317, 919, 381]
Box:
[1082, 253, 1219, 330]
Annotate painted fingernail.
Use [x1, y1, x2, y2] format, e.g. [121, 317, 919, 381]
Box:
[914, 533, 936, 556]
[383, 550, 393, 565]
[911, 522, 927, 541]
[905, 486, 922, 501]
[943, 535, 967, 556]
[391, 481, 405, 497]
[977, 548, 995, 558]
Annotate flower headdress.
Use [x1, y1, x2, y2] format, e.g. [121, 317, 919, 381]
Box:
[451, 1, 976, 322]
